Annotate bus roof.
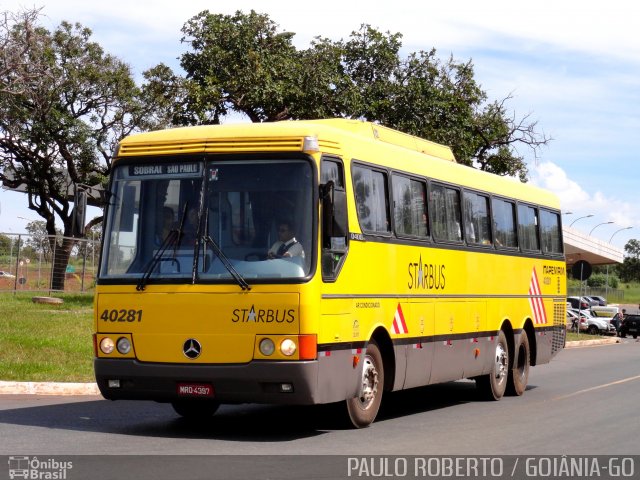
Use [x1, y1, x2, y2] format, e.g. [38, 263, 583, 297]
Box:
[116, 119, 559, 209]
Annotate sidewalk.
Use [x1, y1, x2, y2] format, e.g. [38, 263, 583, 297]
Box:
[0, 381, 100, 395]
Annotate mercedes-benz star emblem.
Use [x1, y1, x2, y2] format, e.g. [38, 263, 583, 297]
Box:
[183, 339, 202, 359]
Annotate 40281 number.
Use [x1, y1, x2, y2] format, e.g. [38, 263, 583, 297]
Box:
[100, 309, 143, 322]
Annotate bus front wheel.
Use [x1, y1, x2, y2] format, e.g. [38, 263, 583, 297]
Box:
[346, 340, 384, 428]
[171, 400, 220, 419]
[476, 330, 509, 400]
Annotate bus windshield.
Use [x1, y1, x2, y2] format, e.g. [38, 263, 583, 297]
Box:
[100, 157, 314, 283]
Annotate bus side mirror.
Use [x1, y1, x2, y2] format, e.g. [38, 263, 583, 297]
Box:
[321, 181, 348, 242]
[72, 189, 88, 237]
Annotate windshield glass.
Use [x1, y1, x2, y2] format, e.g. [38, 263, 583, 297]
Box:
[99, 157, 314, 283]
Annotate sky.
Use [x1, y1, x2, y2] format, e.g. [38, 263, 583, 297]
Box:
[1, 0, 639, 248]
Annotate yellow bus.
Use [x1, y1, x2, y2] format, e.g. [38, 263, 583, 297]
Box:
[94, 119, 566, 428]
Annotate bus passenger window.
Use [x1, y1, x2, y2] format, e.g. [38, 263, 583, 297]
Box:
[492, 198, 518, 248]
[517, 204, 540, 251]
[353, 165, 390, 234]
[429, 183, 462, 242]
[463, 191, 491, 245]
[540, 209, 562, 254]
[392, 175, 428, 238]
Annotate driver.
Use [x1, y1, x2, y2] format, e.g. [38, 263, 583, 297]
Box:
[268, 220, 304, 259]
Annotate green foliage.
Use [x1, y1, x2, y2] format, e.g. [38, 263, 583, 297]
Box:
[624, 239, 640, 259]
[0, 293, 94, 381]
[587, 273, 606, 288]
[0, 8, 167, 240]
[585, 273, 618, 289]
[147, 10, 549, 180]
[619, 257, 640, 283]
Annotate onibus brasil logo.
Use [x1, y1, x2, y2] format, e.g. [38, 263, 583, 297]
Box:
[8, 456, 73, 479]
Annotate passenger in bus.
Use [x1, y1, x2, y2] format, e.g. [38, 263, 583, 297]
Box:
[178, 206, 199, 248]
[155, 206, 175, 245]
[268, 220, 305, 259]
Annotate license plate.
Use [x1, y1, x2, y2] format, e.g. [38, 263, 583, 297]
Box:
[176, 383, 214, 397]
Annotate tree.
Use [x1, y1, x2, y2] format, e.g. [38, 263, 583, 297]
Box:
[624, 239, 640, 259]
[24, 220, 62, 262]
[149, 10, 549, 180]
[619, 239, 640, 283]
[0, 8, 167, 289]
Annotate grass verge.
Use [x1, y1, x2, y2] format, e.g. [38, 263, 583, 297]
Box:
[566, 331, 610, 342]
[0, 293, 94, 382]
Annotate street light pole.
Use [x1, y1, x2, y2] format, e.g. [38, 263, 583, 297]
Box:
[569, 214, 594, 228]
[605, 226, 633, 300]
[588, 221, 614, 237]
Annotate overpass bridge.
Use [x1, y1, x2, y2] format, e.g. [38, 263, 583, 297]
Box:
[563, 226, 624, 267]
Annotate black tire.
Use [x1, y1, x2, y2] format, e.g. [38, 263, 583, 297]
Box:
[587, 325, 599, 335]
[476, 330, 509, 401]
[633, 334, 638, 339]
[346, 340, 384, 428]
[171, 400, 220, 419]
[507, 333, 530, 396]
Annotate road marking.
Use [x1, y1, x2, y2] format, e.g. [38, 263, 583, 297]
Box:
[554, 374, 640, 401]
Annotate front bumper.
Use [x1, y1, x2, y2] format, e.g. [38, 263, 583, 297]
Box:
[94, 358, 320, 405]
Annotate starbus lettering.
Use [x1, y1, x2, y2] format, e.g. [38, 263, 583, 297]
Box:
[232, 305, 295, 323]
[408, 254, 446, 290]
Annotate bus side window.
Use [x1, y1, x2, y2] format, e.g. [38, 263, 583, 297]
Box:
[321, 158, 347, 281]
[463, 191, 491, 245]
[430, 183, 462, 243]
[517, 203, 540, 251]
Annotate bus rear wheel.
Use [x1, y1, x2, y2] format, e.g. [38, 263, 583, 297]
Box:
[171, 400, 220, 419]
[346, 340, 384, 428]
[476, 330, 509, 400]
[507, 333, 530, 396]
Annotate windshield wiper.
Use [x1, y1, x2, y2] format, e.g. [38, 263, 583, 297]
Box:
[136, 203, 189, 291]
[201, 234, 251, 291]
[135, 230, 179, 291]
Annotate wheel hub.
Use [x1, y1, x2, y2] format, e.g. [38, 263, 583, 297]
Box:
[357, 355, 378, 409]
[494, 343, 507, 380]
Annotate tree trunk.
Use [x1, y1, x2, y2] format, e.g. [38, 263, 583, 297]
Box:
[49, 236, 74, 291]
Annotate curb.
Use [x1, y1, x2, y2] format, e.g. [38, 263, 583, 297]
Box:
[0, 381, 100, 396]
[564, 337, 621, 348]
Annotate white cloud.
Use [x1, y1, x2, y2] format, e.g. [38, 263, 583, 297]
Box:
[530, 162, 639, 244]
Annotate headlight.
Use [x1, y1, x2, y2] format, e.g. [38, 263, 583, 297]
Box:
[117, 337, 132, 354]
[259, 338, 275, 356]
[100, 337, 115, 354]
[280, 338, 297, 356]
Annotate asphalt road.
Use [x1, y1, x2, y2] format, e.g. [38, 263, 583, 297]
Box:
[1, 341, 639, 478]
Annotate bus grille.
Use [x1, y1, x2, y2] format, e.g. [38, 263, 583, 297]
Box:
[551, 300, 566, 354]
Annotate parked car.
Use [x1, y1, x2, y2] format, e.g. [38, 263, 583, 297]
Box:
[0, 270, 16, 278]
[568, 308, 613, 335]
[567, 296, 592, 310]
[582, 296, 600, 307]
[619, 314, 640, 339]
[588, 295, 607, 306]
[591, 305, 619, 318]
[566, 309, 586, 332]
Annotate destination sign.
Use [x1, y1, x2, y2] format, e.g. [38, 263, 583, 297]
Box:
[128, 163, 201, 177]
